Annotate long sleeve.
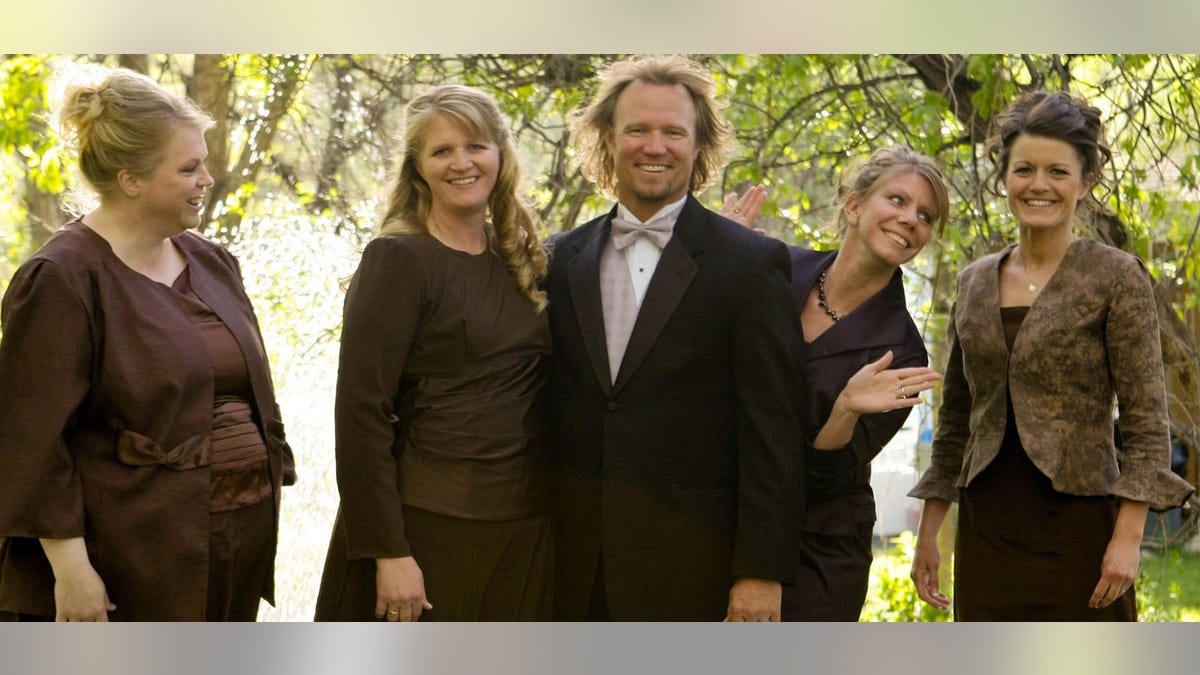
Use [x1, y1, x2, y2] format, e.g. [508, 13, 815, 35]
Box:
[807, 347, 925, 501]
[909, 299, 970, 502]
[730, 239, 804, 583]
[334, 238, 425, 559]
[1104, 257, 1194, 508]
[0, 260, 93, 538]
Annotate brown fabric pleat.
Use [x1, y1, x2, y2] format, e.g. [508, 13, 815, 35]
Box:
[209, 397, 271, 512]
[169, 269, 271, 513]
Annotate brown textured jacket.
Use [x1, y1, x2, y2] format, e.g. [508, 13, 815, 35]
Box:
[0, 222, 295, 620]
[910, 239, 1194, 510]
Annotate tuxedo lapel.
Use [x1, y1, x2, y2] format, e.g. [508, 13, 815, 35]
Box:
[567, 212, 617, 395]
[611, 199, 702, 393]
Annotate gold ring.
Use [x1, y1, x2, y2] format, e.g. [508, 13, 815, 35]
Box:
[387, 609, 399, 616]
[733, 208, 741, 214]
[899, 385, 907, 397]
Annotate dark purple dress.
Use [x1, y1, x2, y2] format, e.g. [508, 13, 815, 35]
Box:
[781, 248, 927, 621]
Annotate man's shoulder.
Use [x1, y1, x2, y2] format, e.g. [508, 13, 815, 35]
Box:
[557, 212, 607, 239]
[547, 214, 606, 259]
[695, 207, 787, 261]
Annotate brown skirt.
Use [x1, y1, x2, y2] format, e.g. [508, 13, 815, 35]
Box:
[955, 417, 1135, 621]
[0, 497, 274, 622]
[315, 506, 553, 621]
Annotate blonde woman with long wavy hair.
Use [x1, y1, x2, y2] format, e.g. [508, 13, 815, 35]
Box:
[315, 84, 553, 621]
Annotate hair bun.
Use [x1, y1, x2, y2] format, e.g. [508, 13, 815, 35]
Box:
[58, 79, 110, 151]
[51, 66, 213, 202]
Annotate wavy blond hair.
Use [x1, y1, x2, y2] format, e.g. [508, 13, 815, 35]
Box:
[377, 84, 547, 311]
[570, 54, 731, 198]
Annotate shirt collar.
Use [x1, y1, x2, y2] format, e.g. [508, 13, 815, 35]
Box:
[615, 195, 687, 228]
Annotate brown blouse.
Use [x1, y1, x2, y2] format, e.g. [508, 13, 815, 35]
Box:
[170, 268, 271, 513]
[334, 233, 551, 560]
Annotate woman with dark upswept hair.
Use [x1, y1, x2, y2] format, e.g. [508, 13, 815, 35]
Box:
[315, 84, 553, 621]
[909, 91, 1194, 620]
[0, 65, 295, 621]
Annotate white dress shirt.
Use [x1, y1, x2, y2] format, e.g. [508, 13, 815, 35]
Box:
[614, 196, 686, 306]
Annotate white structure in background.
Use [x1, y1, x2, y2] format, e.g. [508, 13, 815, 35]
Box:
[870, 405, 931, 540]
[864, 262, 938, 543]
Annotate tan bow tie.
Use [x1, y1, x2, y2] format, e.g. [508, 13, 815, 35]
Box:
[610, 217, 673, 250]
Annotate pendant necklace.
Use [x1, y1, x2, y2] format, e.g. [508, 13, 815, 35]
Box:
[817, 268, 843, 322]
[1017, 248, 1045, 294]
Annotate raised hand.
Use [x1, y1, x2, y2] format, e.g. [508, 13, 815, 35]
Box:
[720, 184, 768, 231]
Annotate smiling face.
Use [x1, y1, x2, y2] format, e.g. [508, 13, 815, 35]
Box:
[608, 81, 700, 221]
[134, 123, 213, 234]
[843, 169, 938, 268]
[416, 114, 500, 221]
[1004, 133, 1092, 233]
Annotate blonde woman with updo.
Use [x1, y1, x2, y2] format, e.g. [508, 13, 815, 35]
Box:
[759, 146, 947, 620]
[727, 145, 947, 620]
[0, 66, 296, 621]
[314, 84, 552, 621]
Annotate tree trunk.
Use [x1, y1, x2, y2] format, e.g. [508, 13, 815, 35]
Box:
[117, 54, 149, 74]
[187, 54, 234, 236]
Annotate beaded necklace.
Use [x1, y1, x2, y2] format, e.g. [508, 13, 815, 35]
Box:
[816, 268, 843, 323]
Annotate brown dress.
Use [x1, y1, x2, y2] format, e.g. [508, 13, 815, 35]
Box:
[0, 222, 293, 621]
[954, 306, 1135, 621]
[315, 233, 552, 621]
[170, 268, 275, 621]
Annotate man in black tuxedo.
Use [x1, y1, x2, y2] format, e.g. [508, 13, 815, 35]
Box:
[545, 55, 805, 621]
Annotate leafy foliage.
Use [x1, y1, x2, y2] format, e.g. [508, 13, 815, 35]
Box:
[860, 531, 952, 622]
[863, 531, 1200, 622]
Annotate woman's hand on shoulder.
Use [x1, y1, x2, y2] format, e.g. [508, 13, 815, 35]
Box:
[720, 184, 768, 232]
[838, 351, 940, 417]
[375, 555, 433, 621]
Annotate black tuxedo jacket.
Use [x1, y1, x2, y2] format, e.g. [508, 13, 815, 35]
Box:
[544, 195, 805, 620]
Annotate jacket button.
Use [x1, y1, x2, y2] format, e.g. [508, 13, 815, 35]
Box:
[606, 401, 618, 412]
